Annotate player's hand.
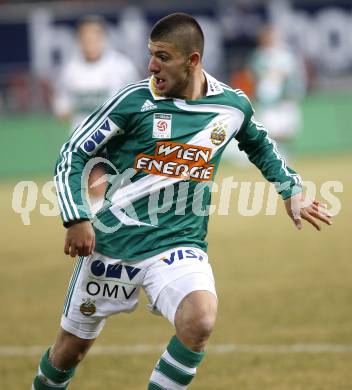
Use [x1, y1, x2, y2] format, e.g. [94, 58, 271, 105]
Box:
[284, 193, 333, 231]
[64, 221, 95, 257]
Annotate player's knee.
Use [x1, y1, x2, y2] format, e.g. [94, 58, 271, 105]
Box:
[192, 314, 216, 341]
[176, 308, 216, 347]
[175, 291, 217, 342]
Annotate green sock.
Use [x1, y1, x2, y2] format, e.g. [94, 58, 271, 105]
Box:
[148, 335, 205, 389]
[32, 348, 75, 390]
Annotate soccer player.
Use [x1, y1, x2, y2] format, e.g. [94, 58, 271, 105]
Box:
[52, 15, 140, 212]
[249, 24, 307, 155]
[32, 13, 332, 390]
[53, 15, 139, 131]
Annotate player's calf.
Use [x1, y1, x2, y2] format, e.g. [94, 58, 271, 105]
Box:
[32, 328, 94, 389]
[148, 291, 217, 389]
[49, 328, 94, 369]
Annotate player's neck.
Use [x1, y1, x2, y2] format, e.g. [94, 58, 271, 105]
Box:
[183, 68, 207, 100]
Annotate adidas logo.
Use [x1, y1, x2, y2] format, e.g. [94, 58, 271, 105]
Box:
[141, 99, 157, 112]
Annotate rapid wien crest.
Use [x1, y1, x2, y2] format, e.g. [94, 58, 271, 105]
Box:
[210, 121, 227, 145]
[80, 298, 96, 316]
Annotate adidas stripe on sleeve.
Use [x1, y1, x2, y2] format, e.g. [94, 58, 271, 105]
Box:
[54, 81, 148, 225]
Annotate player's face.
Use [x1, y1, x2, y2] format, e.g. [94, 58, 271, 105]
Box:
[148, 40, 192, 99]
[78, 23, 105, 62]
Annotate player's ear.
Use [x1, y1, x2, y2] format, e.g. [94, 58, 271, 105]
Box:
[188, 52, 201, 70]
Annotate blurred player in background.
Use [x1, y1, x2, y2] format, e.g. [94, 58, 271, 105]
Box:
[53, 15, 139, 211]
[32, 13, 332, 390]
[250, 24, 307, 156]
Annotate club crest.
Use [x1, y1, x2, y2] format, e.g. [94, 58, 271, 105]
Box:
[210, 122, 227, 145]
[80, 298, 96, 316]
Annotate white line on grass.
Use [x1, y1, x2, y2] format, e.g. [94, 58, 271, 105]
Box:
[1, 344, 352, 357]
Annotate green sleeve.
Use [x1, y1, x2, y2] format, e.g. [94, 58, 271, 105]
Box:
[234, 98, 302, 200]
[54, 103, 127, 226]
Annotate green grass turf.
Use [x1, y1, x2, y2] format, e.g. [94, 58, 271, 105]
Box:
[0, 153, 351, 389]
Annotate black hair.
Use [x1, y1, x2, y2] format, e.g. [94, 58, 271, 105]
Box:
[150, 12, 204, 58]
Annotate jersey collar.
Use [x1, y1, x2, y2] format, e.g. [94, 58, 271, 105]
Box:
[203, 70, 224, 96]
[148, 70, 224, 101]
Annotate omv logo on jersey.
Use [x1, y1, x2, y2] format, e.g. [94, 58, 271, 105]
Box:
[81, 118, 124, 155]
[161, 249, 204, 265]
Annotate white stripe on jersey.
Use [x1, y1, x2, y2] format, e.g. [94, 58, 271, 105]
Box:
[108, 100, 245, 217]
[220, 83, 253, 107]
[110, 173, 181, 211]
[172, 99, 245, 153]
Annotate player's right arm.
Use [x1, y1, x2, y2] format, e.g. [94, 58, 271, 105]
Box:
[64, 220, 96, 258]
[54, 82, 137, 256]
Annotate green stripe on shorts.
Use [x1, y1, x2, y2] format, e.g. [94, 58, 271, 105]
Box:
[63, 257, 84, 316]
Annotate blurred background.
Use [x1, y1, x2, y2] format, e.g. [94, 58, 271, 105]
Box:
[1, 1, 351, 389]
[0, 0, 352, 177]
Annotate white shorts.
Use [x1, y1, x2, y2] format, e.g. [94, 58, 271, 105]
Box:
[61, 247, 216, 339]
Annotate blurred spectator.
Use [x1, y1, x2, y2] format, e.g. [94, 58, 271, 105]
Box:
[249, 24, 307, 155]
[53, 15, 140, 211]
[53, 15, 139, 131]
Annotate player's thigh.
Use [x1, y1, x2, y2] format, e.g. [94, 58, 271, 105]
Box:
[143, 247, 217, 326]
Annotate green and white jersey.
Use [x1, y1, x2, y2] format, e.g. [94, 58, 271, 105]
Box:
[55, 71, 302, 261]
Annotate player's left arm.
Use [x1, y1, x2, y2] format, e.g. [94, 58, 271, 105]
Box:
[284, 192, 332, 231]
[234, 95, 332, 230]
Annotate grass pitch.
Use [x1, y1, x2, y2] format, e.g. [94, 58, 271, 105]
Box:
[1, 153, 351, 389]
